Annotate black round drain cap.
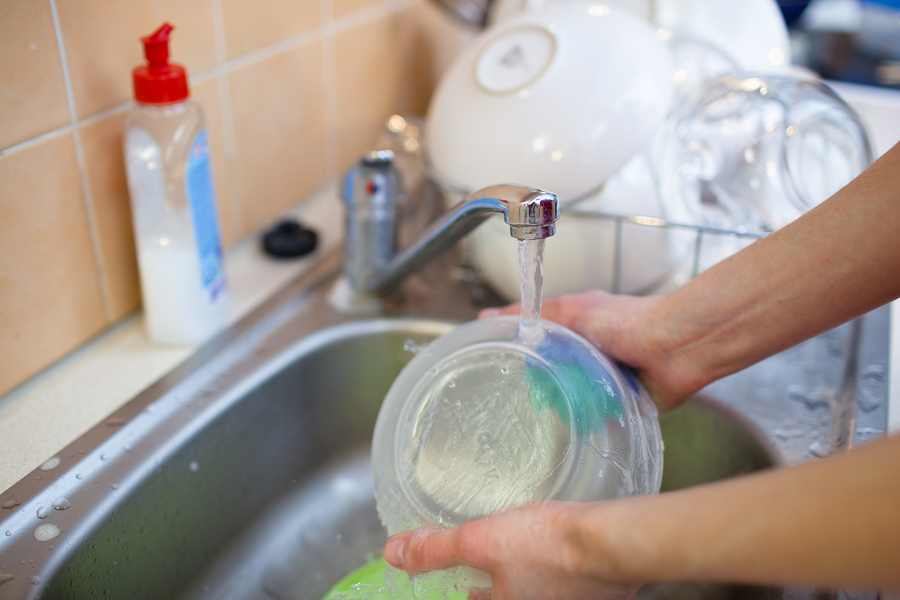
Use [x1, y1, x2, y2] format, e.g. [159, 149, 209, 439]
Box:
[262, 219, 318, 258]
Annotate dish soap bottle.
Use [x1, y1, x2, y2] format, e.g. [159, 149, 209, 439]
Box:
[124, 22, 229, 345]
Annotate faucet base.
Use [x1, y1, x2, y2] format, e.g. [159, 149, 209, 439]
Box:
[328, 275, 402, 316]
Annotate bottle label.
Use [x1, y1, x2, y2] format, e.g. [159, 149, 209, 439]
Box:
[185, 129, 226, 301]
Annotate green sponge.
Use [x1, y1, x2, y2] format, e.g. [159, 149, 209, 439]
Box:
[324, 558, 470, 600]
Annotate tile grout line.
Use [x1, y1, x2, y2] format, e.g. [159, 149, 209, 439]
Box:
[320, 0, 340, 178]
[0, 104, 131, 158]
[48, 0, 115, 323]
[210, 0, 244, 240]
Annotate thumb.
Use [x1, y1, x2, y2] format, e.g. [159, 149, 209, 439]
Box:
[384, 525, 469, 574]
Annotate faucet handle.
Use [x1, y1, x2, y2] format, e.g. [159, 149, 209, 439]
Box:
[465, 184, 559, 240]
[341, 150, 402, 293]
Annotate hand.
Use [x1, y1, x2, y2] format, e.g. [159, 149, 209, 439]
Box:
[383, 501, 641, 600]
[479, 290, 703, 411]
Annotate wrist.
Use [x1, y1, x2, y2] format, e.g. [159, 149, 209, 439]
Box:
[631, 298, 715, 411]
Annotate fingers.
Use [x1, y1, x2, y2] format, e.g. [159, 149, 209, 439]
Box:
[384, 525, 469, 574]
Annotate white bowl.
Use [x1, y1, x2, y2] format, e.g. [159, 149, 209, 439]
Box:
[426, 2, 674, 203]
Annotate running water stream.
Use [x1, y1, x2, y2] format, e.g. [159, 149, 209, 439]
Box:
[517, 238, 546, 346]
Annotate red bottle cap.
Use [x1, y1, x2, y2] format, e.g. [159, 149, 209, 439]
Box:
[132, 23, 189, 105]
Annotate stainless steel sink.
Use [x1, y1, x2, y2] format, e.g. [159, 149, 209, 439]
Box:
[0, 249, 889, 600]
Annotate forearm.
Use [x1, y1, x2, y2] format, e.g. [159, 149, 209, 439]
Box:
[579, 434, 900, 590]
[644, 143, 900, 397]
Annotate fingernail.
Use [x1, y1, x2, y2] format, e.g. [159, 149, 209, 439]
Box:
[479, 308, 501, 319]
[384, 538, 406, 569]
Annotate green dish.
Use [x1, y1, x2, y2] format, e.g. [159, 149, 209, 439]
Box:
[324, 558, 469, 600]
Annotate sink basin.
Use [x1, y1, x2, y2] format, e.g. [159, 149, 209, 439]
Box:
[0, 250, 888, 600]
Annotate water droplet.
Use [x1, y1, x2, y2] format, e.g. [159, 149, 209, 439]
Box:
[51, 498, 71, 511]
[124, 444, 132, 453]
[808, 441, 830, 458]
[773, 427, 805, 441]
[454, 400, 461, 407]
[477, 432, 492, 448]
[36, 507, 48, 519]
[862, 364, 886, 382]
[110, 484, 118, 490]
[447, 380, 456, 388]
[40, 457, 61, 471]
[189, 461, 199, 472]
[30, 576, 41, 585]
[1, 500, 20, 510]
[100, 454, 109, 461]
[787, 385, 831, 410]
[75, 474, 83, 480]
[0, 573, 14, 585]
[500, 367, 509, 375]
[34, 524, 60, 542]
[4, 531, 10, 537]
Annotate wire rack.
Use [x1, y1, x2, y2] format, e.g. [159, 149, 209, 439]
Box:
[560, 206, 768, 293]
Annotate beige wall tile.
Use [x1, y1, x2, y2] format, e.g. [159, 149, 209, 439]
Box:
[191, 79, 239, 247]
[334, 5, 466, 172]
[399, 2, 471, 92]
[0, 1, 71, 149]
[57, 0, 218, 119]
[220, 0, 320, 59]
[333, 0, 387, 19]
[78, 112, 140, 322]
[334, 17, 402, 172]
[0, 135, 107, 396]
[229, 43, 330, 235]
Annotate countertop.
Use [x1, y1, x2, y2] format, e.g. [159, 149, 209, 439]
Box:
[2, 81, 900, 496]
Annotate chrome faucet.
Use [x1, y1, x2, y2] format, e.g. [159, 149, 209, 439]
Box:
[335, 150, 559, 311]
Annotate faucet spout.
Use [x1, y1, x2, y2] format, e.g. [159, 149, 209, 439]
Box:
[366, 184, 558, 295]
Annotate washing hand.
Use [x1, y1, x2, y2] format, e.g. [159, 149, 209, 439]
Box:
[383, 500, 641, 600]
[479, 290, 701, 412]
